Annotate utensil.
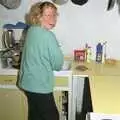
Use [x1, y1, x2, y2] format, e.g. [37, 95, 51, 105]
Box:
[0, 0, 21, 9]
[52, 0, 68, 5]
[71, 0, 88, 6]
[107, 0, 115, 11]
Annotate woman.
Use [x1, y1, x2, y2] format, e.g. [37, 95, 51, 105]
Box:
[18, 1, 64, 120]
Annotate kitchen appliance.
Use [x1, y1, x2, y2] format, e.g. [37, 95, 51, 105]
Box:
[2, 29, 15, 49]
[1, 28, 26, 68]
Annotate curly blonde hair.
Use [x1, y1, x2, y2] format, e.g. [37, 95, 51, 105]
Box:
[25, 1, 57, 25]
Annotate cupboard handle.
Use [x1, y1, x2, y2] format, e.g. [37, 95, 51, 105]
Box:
[4, 80, 13, 82]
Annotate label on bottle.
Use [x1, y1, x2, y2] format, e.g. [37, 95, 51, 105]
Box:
[96, 52, 102, 63]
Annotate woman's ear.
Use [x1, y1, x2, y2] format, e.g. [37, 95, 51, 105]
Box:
[37, 15, 43, 25]
[38, 15, 42, 23]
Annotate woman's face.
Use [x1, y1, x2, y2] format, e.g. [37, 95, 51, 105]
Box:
[40, 7, 57, 30]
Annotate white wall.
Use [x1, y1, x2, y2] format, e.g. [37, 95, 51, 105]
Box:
[0, 0, 120, 59]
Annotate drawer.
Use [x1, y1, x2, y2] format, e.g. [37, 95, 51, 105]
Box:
[0, 76, 69, 86]
[0, 75, 17, 85]
[55, 77, 68, 87]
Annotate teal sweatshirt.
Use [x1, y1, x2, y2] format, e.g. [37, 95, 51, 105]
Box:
[18, 26, 64, 93]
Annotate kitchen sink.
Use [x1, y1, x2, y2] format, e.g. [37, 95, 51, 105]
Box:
[61, 60, 72, 70]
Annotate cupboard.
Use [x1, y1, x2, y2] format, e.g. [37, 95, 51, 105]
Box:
[0, 72, 72, 120]
[0, 75, 27, 120]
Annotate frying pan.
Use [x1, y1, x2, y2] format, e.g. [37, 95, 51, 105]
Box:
[0, 0, 21, 9]
[71, 0, 88, 6]
[52, 0, 68, 5]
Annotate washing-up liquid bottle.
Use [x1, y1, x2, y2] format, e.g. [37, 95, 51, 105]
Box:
[96, 43, 103, 63]
[86, 46, 92, 63]
[102, 41, 107, 63]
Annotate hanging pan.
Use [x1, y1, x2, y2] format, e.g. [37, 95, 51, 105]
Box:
[107, 0, 116, 11]
[71, 0, 88, 6]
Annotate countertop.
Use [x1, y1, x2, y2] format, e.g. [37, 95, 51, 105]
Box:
[0, 60, 120, 76]
[0, 67, 72, 76]
[72, 60, 120, 76]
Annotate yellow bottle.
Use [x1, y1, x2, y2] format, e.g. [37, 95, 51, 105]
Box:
[86, 47, 92, 63]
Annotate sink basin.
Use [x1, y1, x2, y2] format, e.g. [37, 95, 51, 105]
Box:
[8, 59, 72, 71]
[62, 60, 72, 70]
[54, 59, 72, 76]
[11, 60, 72, 70]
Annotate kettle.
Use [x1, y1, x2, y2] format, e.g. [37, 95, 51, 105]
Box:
[2, 29, 15, 49]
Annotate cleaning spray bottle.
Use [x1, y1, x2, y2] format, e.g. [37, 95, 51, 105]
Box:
[96, 42, 103, 63]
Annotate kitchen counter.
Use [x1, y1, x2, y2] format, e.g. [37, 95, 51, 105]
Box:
[72, 60, 120, 76]
[75, 60, 120, 116]
[0, 68, 18, 75]
[0, 67, 72, 77]
[0, 61, 73, 120]
[0, 60, 120, 76]
[1, 60, 120, 118]
[71, 60, 120, 117]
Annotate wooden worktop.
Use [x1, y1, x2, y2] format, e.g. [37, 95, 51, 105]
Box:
[71, 60, 120, 76]
[1, 58, 120, 76]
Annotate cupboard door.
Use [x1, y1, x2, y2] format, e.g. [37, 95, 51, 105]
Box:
[0, 75, 17, 85]
[54, 91, 68, 120]
[54, 91, 62, 116]
[89, 76, 120, 114]
[0, 88, 26, 120]
[55, 77, 68, 87]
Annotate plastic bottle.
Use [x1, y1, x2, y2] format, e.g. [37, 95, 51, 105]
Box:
[96, 43, 103, 63]
[102, 41, 107, 63]
[86, 46, 92, 63]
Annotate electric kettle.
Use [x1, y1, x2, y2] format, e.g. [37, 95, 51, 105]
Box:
[2, 29, 15, 49]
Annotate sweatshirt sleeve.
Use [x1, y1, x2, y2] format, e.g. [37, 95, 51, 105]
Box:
[47, 32, 64, 71]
